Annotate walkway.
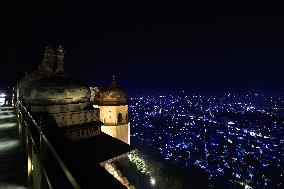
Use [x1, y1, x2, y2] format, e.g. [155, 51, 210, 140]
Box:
[0, 106, 27, 189]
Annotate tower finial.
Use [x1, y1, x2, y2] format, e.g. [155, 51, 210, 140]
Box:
[111, 74, 116, 86]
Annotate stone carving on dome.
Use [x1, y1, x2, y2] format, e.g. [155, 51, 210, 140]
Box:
[102, 89, 126, 99]
[20, 46, 66, 83]
[55, 46, 66, 75]
[19, 46, 68, 98]
[90, 86, 102, 101]
[39, 46, 57, 76]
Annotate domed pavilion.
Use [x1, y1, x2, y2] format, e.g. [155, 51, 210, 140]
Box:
[18, 46, 101, 140]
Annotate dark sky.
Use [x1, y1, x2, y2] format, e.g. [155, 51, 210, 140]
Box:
[1, 1, 284, 95]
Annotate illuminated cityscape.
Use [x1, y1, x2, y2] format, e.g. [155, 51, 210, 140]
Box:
[1, 1, 284, 189]
[130, 92, 284, 188]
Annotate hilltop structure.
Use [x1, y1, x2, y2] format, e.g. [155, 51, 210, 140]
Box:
[17, 46, 134, 189]
[91, 75, 130, 144]
[19, 46, 100, 140]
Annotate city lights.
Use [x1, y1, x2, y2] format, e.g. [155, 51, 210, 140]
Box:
[130, 92, 284, 188]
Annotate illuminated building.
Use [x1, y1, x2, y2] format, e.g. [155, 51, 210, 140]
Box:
[17, 46, 134, 188]
[91, 75, 130, 144]
[18, 46, 100, 140]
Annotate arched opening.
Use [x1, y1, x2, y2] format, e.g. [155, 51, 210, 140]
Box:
[118, 113, 123, 125]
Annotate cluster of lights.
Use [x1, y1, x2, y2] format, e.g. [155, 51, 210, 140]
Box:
[104, 163, 135, 189]
[127, 151, 159, 187]
[129, 92, 284, 188]
[127, 151, 154, 176]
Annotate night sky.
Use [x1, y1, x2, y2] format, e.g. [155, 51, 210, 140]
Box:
[1, 1, 284, 95]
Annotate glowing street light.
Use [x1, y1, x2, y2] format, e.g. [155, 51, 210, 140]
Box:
[150, 177, 156, 186]
[0, 93, 5, 98]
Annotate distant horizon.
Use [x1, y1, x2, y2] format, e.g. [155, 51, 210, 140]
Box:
[128, 90, 284, 97]
[3, 83, 284, 98]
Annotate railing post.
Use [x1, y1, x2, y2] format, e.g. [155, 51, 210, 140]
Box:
[39, 133, 48, 189]
[39, 115, 50, 189]
[16, 84, 19, 112]
[27, 131, 33, 187]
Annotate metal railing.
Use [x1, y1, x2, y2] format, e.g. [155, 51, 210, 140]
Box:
[17, 100, 81, 189]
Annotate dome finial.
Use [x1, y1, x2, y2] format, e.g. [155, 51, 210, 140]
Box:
[111, 73, 116, 86]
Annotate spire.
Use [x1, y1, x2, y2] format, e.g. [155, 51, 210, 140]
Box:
[111, 74, 117, 87]
[55, 45, 66, 75]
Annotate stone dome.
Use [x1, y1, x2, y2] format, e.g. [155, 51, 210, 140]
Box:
[101, 86, 127, 100]
[22, 76, 91, 106]
[97, 75, 127, 105]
